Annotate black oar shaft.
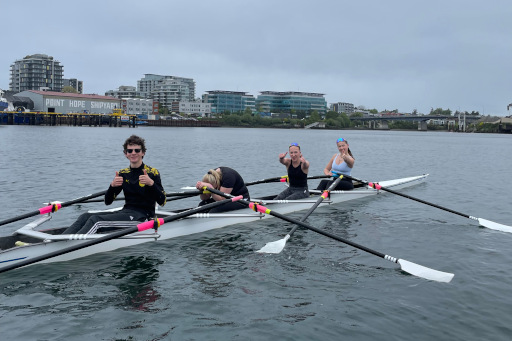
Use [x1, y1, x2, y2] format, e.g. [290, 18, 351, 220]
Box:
[0, 197, 239, 274]
[287, 175, 344, 237]
[345, 175, 471, 219]
[245, 174, 331, 186]
[205, 187, 387, 259]
[0, 190, 106, 227]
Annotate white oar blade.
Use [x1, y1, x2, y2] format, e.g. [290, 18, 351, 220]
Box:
[398, 259, 454, 283]
[478, 218, 512, 233]
[256, 235, 290, 254]
[181, 186, 197, 190]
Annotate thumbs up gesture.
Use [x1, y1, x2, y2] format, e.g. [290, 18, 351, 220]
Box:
[139, 169, 154, 186]
[111, 171, 123, 187]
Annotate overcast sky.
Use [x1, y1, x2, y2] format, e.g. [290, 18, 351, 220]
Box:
[2, 0, 511, 116]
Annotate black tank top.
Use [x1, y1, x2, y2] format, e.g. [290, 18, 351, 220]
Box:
[288, 162, 307, 187]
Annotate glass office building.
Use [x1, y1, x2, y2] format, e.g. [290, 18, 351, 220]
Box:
[202, 91, 255, 114]
[256, 91, 327, 114]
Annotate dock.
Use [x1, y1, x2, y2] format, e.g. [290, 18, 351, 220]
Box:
[0, 111, 137, 127]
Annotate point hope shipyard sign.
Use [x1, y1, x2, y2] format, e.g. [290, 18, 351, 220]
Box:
[45, 98, 119, 113]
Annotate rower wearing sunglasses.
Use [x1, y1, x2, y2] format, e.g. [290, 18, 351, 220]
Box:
[274, 142, 310, 200]
[62, 135, 166, 234]
[316, 137, 355, 191]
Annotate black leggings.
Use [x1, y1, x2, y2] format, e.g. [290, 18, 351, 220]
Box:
[198, 194, 249, 213]
[316, 178, 354, 191]
[62, 208, 148, 234]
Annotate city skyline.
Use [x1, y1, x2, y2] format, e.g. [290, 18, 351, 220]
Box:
[1, 1, 512, 116]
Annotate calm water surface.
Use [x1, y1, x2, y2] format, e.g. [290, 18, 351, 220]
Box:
[0, 126, 511, 340]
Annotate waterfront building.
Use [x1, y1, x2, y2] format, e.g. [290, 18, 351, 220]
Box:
[121, 98, 156, 117]
[106, 86, 139, 99]
[137, 74, 195, 109]
[330, 102, 354, 114]
[202, 90, 255, 114]
[16, 90, 121, 114]
[256, 91, 327, 115]
[174, 100, 212, 117]
[63, 78, 83, 94]
[9, 54, 64, 92]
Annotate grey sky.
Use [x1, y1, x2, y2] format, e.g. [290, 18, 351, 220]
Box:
[2, 0, 511, 115]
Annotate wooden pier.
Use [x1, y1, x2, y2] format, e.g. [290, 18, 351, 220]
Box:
[0, 111, 137, 127]
[0, 111, 220, 128]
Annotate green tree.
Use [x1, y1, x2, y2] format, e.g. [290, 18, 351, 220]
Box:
[62, 86, 78, 93]
[325, 110, 339, 120]
[158, 103, 169, 115]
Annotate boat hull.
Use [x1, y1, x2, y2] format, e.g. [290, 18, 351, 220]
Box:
[0, 174, 428, 270]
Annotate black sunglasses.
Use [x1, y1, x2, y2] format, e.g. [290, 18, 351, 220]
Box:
[125, 148, 142, 154]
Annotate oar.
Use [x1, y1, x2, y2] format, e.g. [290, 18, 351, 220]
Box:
[257, 175, 344, 253]
[344, 175, 512, 233]
[0, 196, 242, 274]
[245, 174, 331, 186]
[205, 187, 454, 283]
[82, 190, 202, 203]
[181, 175, 332, 189]
[0, 191, 107, 227]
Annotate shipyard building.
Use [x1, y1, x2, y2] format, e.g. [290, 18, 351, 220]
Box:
[16, 90, 121, 114]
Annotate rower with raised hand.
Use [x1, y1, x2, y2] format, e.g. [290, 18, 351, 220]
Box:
[274, 142, 310, 200]
[61, 135, 166, 235]
[316, 137, 355, 191]
[195, 167, 249, 213]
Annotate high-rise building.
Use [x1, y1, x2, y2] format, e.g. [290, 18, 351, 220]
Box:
[9, 54, 64, 92]
[63, 78, 83, 94]
[256, 91, 327, 114]
[137, 74, 195, 109]
[202, 90, 255, 114]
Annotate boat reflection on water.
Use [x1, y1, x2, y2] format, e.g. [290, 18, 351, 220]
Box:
[108, 255, 163, 312]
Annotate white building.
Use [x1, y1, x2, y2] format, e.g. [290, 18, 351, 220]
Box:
[106, 86, 138, 98]
[15, 90, 120, 114]
[137, 74, 195, 109]
[121, 98, 156, 116]
[177, 101, 212, 117]
[330, 102, 355, 114]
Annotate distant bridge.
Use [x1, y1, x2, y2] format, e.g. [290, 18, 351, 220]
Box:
[348, 115, 480, 131]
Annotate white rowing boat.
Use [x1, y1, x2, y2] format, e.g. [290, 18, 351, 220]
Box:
[0, 174, 428, 272]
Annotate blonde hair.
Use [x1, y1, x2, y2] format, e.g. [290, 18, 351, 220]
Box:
[202, 169, 222, 189]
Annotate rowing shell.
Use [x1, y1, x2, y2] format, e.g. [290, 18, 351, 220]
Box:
[0, 174, 428, 271]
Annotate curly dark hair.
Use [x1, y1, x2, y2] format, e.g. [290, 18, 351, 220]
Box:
[123, 135, 147, 153]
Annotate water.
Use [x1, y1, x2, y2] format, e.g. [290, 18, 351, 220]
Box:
[0, 126, 511, 340]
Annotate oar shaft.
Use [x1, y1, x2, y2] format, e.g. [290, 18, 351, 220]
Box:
[245, 174, 331, 186]
[0, 190, 106, 227]
[287, 175, 344, 237]
[207, 187, 454, 282]
[345, 175, 471, 219]
[205, 187, 386, 258]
